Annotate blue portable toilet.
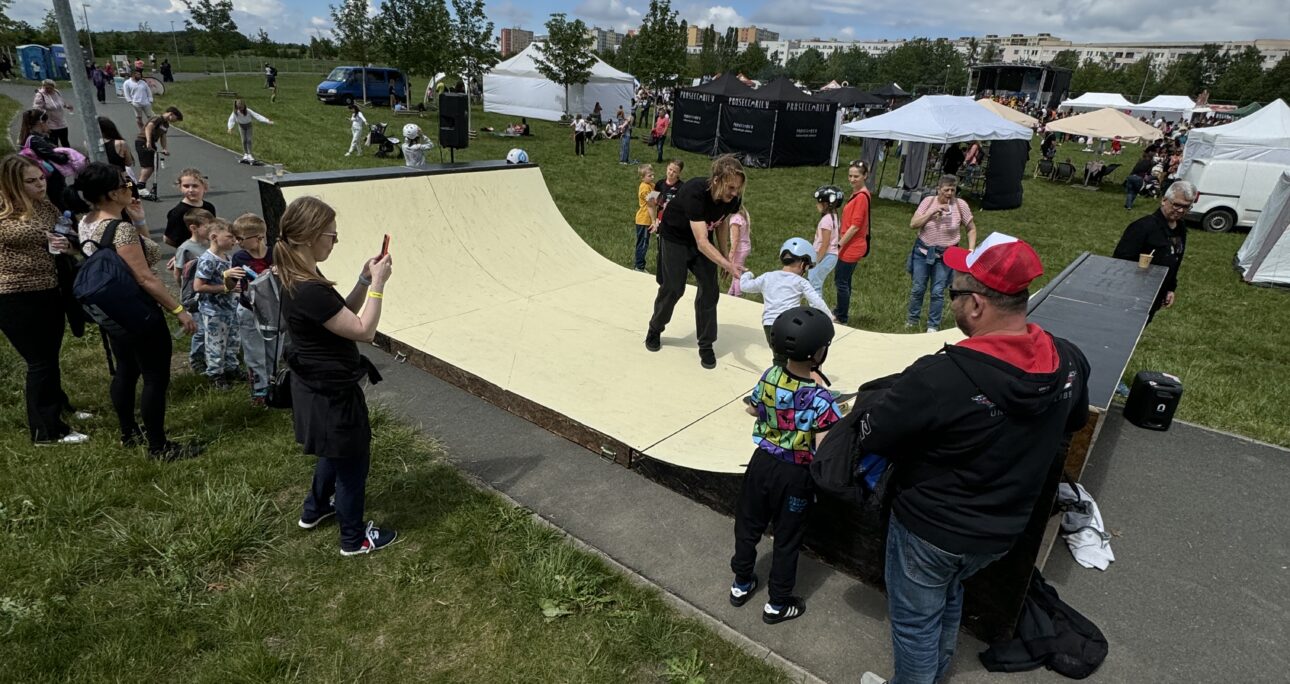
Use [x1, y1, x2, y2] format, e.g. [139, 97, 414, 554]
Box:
[50, 45, 73, 80]
[16, 45, 52, 81]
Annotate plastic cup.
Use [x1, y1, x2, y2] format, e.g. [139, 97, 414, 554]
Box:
[273, 163, 285, 177]
[1138, 254, 1152, 269]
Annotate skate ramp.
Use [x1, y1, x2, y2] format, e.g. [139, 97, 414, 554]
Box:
[269, 164, 961, 473]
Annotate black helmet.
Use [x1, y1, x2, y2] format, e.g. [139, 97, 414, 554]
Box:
[770, 306, 835, 361]
[814, 184, 845, 209]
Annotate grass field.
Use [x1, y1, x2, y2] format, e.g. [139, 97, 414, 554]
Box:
[156, 74, 1289, 447]
[0, 336, 786, 682]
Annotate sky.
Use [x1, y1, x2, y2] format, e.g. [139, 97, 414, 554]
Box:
[14, 0, 1289, 48]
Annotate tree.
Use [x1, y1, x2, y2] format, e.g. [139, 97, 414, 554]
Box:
[1214, 46, 1263, 103]
[717, 26, 739, 73]
[1262, 55, 1290, 106]
[739, 41, 770, 80]
[255, 28, 277, 58]
[450, 0, 499, 97]
[531, 13, 595, 116]
[329, 0, 375, 65]
[981, 43, 999, 63]
[373, 0, 453, 81]
[874, 38, 967, 94]
[697, 24, 718, 76]
[825, 46, 874, 85]
[38, 10, 60, 44]
[786, 47, 826, 85]
[628, 0, 685, 89]
[1051, 49, 1080, 71]
[184, 0, 241, 90]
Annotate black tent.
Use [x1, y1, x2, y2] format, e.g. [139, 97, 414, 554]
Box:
[871, 83, 910, 98]
[815, 86, 886, 107]
[672, 76, 839, 167]
[981, 140, 1030, 210]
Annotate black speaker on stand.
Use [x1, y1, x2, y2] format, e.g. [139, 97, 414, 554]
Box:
[439, 92, 469, 162]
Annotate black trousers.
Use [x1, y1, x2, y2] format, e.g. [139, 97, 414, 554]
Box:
[304, 450, 371, 550]
[648, 238, 719, 349]
[95, 83, 106, 102]
[574, 131, 586, 156]
[106, 313, 173, 448]
[0, 288, 71, 441]
[48, 127, 71, 147]
[731, 449, 815, 604]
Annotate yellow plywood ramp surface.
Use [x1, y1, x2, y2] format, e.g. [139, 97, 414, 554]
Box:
[281, 166, 960, 473]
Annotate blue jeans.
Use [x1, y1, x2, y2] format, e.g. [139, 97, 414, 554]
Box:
[655, 133, 666, 162]
[807, 253, 838, 295]
[634, 224, 650, 270]
[885, 515, 1005, 684]
[833, 259, 858, 323]
[907, 246, 951, 330]
[1124, 174, 1144, 209]
[620, 133, 631, 163]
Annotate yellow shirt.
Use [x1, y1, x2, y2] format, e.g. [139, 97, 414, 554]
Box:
[635, 182, 652, 225]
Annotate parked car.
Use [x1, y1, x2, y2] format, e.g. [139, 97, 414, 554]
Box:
[317, 66, 408, 106]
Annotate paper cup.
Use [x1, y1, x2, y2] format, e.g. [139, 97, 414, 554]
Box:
[1138, 254, 1152, 269]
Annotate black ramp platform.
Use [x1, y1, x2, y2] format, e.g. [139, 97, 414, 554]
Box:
[1028, 253, 1168, 410]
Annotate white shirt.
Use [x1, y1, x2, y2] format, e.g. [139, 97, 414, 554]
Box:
[122, 77, 152, 106]
[227, 108, 272, 130]
[737, 270, 831, 326]
[402, 137, 434, 167]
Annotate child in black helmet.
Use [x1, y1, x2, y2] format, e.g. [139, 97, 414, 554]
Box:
[729, 306, 842, 625]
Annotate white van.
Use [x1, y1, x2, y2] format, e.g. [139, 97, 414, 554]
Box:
[1183, 159, 1286, 233]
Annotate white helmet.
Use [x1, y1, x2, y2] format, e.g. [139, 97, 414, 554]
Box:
[780, 237, 815, 265]
[506, 148, 529, 164]
[402, 123, 421, 140]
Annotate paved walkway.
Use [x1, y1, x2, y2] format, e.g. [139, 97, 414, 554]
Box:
[7, 78, 1287, 683]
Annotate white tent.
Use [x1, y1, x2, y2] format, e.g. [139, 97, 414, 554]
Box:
[484, 44, 635, 122]
[840, 95, 1033, 143]
[1235, 170, 1290, 287]
[1132, 94, 1195, 121]
[1059, 92, 1135, 112]
[1179, 99, 1290, 176]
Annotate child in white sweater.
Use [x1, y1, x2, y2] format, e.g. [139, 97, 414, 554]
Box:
[737, 237, 834, 368]
[226, 99, 273, 164]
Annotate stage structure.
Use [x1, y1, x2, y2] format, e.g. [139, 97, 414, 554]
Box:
[970, 63, 1072, 111]
[258, 162, 1164, 642]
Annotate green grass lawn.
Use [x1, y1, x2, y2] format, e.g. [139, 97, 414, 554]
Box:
[0, 332, 785, 683]
[158, 74, 1289, 447]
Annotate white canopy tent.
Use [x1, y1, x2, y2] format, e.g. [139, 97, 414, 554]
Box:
[484, 44, 635, 122]
[1059, 92, 1135, 112]
[1179, 99, 1290, 176]
[976, 98, 1039, 128]
[1235, 170, 1290, 287]
[1132, 94, 1195, 121]
[840, 95, 1033, 143]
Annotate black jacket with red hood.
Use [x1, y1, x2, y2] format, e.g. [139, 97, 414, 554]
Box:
[854, 324, 1090, 555]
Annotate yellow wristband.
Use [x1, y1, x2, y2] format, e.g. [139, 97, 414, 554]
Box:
[367, 291, 383, 299]
[169, 304, 184, 315]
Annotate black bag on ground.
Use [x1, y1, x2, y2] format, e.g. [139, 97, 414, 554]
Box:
[979, 569, 1108, 679]
[72, 219, 161, 338]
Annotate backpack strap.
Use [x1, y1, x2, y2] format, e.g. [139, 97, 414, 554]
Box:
[84, 219, 128, 254]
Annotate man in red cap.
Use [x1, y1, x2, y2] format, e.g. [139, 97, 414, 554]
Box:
[852, 232, 1091, 684]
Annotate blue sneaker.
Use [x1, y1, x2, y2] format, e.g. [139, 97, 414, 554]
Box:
[339, 521, 399, 556]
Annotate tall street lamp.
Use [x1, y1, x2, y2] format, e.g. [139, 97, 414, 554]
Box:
[81, 3, 95, 62]
[170, 20, 180, 62]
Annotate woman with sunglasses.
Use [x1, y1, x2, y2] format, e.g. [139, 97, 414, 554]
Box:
[76, 162, 200, 461]
[833, 160, 872, 325]
[907, 175, 977, 333]
[0, 155, 88, 445]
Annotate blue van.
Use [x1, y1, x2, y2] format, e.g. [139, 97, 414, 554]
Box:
[317, 66, 408, 105]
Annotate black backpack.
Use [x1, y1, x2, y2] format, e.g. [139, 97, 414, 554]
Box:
[809, 375, 899, 527]
[73, 220, 161, 337]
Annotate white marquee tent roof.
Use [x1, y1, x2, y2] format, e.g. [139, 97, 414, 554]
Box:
[484, 43, 636, 122]
[1179, 99, 1290, 176]
[1059, 92, 1135, 111]
[976, 98, 1039, 127]
[1235, 169, 1290, 287]
[840, 95, 1032, 144]
[1134, 94, 1195, 114]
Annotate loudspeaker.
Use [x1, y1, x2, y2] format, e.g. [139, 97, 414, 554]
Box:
[438, 93, 470, 149]
[1123, 371, 1183, 431]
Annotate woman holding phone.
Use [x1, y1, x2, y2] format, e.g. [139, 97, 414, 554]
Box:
[906, 175, 977, 333]
[276, 196, 397, 556]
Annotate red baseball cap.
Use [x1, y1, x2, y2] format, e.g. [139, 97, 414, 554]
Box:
[943, 232, 1043, 295]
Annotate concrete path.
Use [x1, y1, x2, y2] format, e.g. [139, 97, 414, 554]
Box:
[7, 78, 1287, 683]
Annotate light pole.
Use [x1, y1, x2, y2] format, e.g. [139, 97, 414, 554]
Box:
[81, 3, 94, 62]
[943, 63, 951, 93]
[170, 20, 180, 63]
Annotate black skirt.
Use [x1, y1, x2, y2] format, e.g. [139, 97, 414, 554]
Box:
[291, 374, 371, 460]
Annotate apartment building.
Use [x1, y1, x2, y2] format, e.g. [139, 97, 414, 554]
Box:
[587, 26, 624, 53]
[499, 28, 533, 58]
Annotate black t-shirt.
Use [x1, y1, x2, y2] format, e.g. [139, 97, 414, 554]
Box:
[1130, 158, 1155, 177]
[657, 177, 741, 247]
[282, 277, 362, 386]
[654, 177, 684, 221]
[164, 200, 216, 248]
[137, 116, 169, 141]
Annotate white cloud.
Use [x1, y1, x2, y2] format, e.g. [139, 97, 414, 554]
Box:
[575, 0, 643, 28]
[487, 0, 533, 28]
[680, 4, 747, 31]
[839, 26, 854, 38]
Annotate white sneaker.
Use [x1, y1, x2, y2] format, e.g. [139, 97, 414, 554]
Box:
[138, 188, 152, 198]
[72, 411, 94, 421]
[345, 151, 352, 157]
[36, 431, 90, 446]
[860, 673, 888, 684]
[926, 326, 938, 333]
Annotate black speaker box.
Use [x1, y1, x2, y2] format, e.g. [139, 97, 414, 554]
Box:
[438, 93, 470, 149]
[1123, 371, 1183, 431]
